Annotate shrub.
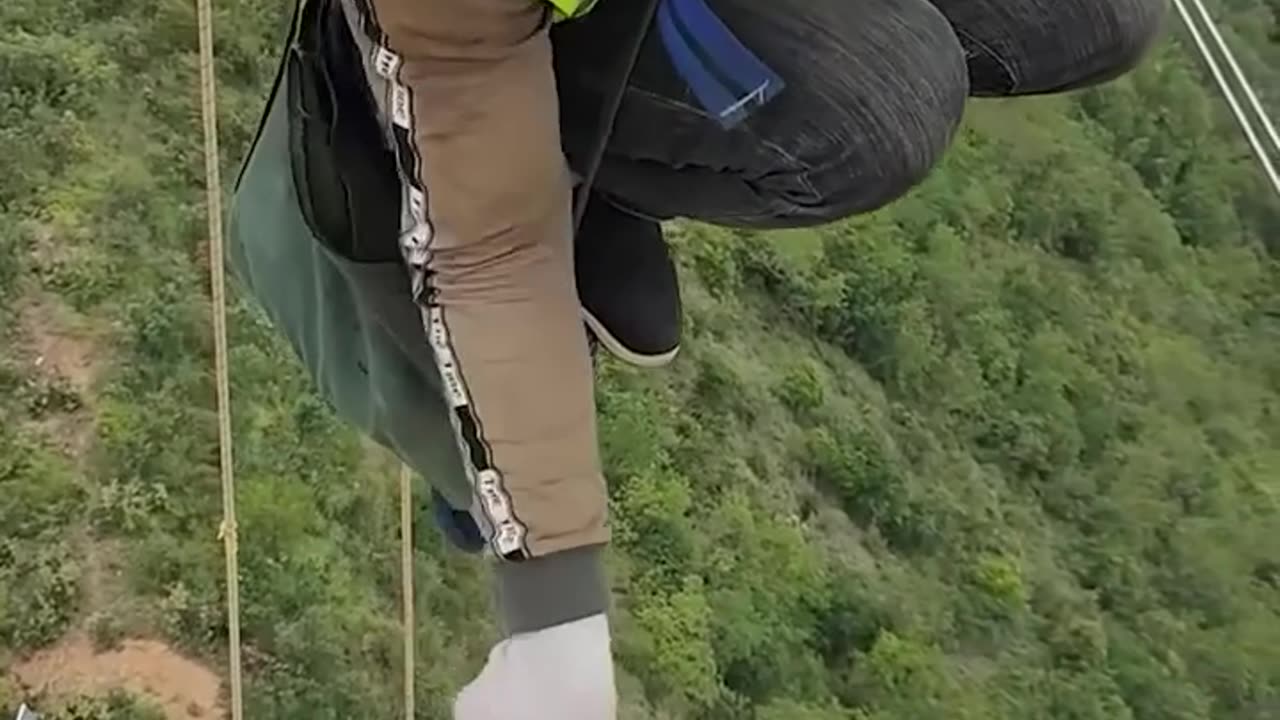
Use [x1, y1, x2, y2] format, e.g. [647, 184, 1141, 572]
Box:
[776, 360, 825, 418]
[0, 539, 80, 650]
[682, 223, 741, 298]
[48, 690, 165, 720]
[806, 427, 939, 554]
[972, 553, 1028, 609]
[629, 578, 722, 713]
[89, 611, 125, 652]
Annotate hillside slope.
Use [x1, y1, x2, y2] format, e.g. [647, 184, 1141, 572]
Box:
[2, 0, 1279, 718]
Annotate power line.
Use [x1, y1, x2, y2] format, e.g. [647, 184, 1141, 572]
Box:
[1186, 0, 1280, 155]
[1170, 0, 1280, 196]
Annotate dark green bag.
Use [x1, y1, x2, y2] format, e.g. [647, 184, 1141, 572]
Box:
[226, 0, 473, 509]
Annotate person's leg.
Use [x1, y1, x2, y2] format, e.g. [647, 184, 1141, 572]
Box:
[338, 0, 609, 634]
[551, 0, 971, 228]
[928, 0, 1168, 97]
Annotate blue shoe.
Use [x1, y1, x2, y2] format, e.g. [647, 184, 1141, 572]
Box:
[430, 489, 486, 554]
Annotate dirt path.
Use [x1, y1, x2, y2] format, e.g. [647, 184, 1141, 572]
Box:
[18, 293, 100, 395]
[6, 290, 224, 718]
[15, 290, 105, 458]
[14, 289, 125, 614]
[10, 633, 224, 719]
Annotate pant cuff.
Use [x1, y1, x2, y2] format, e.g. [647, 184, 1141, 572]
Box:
[495, 543, 609, 636]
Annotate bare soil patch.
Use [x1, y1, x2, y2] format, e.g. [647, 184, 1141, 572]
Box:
[18, 292, 101, 396]
[13, 291, 106, 458]
[10, 632, 224, 720]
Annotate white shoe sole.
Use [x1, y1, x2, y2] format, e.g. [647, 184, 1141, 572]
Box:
[582, 308, 680, 368]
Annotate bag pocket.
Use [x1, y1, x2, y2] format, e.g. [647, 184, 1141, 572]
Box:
[286, 0, 403, 263]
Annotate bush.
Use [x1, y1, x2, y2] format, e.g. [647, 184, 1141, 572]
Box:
[1047, 615, 1109, 671]
[681, 223, 741, 298]
[971, 553, 1028, 609]
[612, 469, 696, 592]
[0, 427, 84, 538]
[0, 539, 80, 651]
[21, 376, 84, 418]
[595, 377, 676, 484]
[756, 698, 856, 720]
[776, 360, 825, 418]
[0, 676, 22, 719]
[806, 427, 939, 554]
[629, 578, 722, 714]
[733, 234, 819, 323]
[91, 477, 171, 536]
[812, 570, 900, 666]
[0, 218, 25, 299]
[853, 630, 944, 701]
[47, 690, 165, 720]
[89, 611, 125, 652]
[693, 352, 761, 423]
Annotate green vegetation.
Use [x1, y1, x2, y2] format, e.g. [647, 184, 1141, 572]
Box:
[49, 692, 166, 720]
[0, 689, 168, 720]
[2, 0, 1279, 718]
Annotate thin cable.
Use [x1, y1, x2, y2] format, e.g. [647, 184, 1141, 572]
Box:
[195, 0, 244, 717]
[1186, 0, 1280, 155]
[399, 464, 416, 719]
[1170, 0, 1280, 196]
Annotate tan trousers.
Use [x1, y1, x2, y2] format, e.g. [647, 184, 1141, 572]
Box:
[337, 0, 608, 564]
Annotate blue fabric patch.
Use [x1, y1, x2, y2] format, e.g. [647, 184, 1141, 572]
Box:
[656, 0, 785, 129]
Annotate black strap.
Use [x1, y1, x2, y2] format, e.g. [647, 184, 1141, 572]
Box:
[234, 0, 306, 190]
[570, 0, 663, 234]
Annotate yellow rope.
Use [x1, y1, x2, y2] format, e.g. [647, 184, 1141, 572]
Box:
[400, 464, 416, 719]
[196, 4, 418, 717]
[194, 1, 244, 718]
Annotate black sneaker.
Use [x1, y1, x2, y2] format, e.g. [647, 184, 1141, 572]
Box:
[574, 193, 682, 367]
